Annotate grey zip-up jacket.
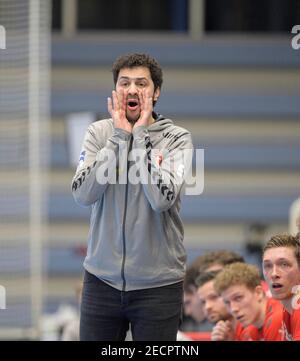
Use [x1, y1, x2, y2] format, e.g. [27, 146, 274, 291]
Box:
[71, 113, 193, 291]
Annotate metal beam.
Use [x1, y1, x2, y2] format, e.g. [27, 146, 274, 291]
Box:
[62, 0, 77, 37]
[189, 0, 205, 40]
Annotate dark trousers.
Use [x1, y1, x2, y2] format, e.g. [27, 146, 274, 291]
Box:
[80, 270, 183, 341]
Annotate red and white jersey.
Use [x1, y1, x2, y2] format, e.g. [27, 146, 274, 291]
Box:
[280, 307, 300, 341]
[235, 298, 284, 341]
[257, 297, 284, 341]
[234, 322, 259, 341]
[261, 280, 272, 298]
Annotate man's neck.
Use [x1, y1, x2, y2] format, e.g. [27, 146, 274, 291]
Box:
[254, 298, 267, 329]
[281, 297, 293, 314]
[149, 115, 155, 125]
[130, 115, 155, 127]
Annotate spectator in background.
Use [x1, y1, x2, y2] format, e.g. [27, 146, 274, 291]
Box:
[262, 230, 300, 341]
[183, 251, 245, 323]
[199, 249, 271, 297]
[198, 250, 245, 273]
[196, 270, 261, 341]
[196, 271, 231, 324]
[213, 263, 283, 341]
[183, 259, 206, 324]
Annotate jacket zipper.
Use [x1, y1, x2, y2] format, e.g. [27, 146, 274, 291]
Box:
[121, 136, 132, 292]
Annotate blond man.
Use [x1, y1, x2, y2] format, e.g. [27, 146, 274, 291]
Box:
[213, 263, 283, 341]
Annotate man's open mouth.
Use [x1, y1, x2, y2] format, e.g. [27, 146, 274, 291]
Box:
[272, 283, 283, 290]
[127, 99, 139, 111]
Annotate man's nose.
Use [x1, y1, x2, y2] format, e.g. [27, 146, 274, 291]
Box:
[128, 83, 138, 94]
[271, 265, 280, 279]
[184, 304, 191, 316]
[230, 303, 239, 315]
[205, 301, 212, 313]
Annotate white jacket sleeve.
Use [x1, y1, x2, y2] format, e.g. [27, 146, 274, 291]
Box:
[132, 125, 193, 212]
[71, 123, 131, 206]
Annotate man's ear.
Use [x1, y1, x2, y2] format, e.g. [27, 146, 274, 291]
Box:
[154, 87, 160, 102]
[255, 285, 264, 302]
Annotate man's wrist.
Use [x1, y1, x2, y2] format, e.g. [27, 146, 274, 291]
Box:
[113, 127, 132, 140]
[132, 125, 147, 139]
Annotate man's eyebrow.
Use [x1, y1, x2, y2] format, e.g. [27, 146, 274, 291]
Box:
[118, 76, 148, 81]
[229, 292, 242, 299]
[263, 258, 290, 264]
[276, 258, 291, 262]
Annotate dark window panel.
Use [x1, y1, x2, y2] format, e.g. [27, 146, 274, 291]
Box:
[52, 0, 62, 30]
[77, 0, 187, 31]
[205, 0, 300, 33]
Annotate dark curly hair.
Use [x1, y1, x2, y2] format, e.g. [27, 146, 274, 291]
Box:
[112, 53, 163, 92]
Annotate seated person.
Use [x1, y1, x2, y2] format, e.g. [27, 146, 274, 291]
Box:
[197, 271, 260, 341]
[198, 250, 245, 273]
[182, 250, 245, 332]
[196, 271, 232, 325]
[183, 264, 206, 325]
[262, 230, 300, 341]
[213, 263, 283, 341]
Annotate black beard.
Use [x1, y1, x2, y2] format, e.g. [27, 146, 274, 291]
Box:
[126, 111, 140, 124]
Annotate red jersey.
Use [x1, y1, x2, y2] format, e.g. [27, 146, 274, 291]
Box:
[234, 322, 259, 341]
[257, 297, 284, 340]
[261, 280, 272, 298]
[234, 298, 284, 341]
[280, 307, 300, 341]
